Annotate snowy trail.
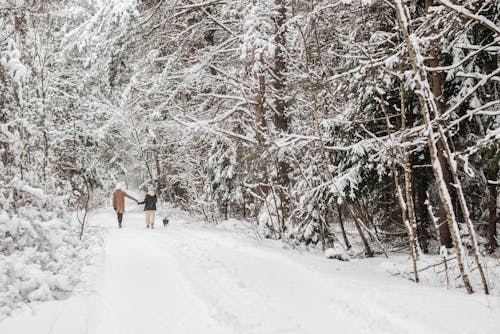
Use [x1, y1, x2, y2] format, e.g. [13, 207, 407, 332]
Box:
[88, 220, 232, 334]
[1, 210, 499, 334]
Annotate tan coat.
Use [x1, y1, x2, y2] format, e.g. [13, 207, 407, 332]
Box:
[112, 189, 137, 213]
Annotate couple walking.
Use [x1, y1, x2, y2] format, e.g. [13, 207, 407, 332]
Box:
[112, 184, 158, 228]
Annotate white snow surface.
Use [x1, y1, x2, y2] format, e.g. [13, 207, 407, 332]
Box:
[1, 207, 499, 334]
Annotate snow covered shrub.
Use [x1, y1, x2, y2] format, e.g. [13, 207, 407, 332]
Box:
[325, 248, 349, 261]
[0, 39, 28, 86]
[290, 195, 328, 247]
[0, 210, 102, 320]
[204, 139, 240, 219]
[203, 138, 257, 221]
[257, 193, 283, 239]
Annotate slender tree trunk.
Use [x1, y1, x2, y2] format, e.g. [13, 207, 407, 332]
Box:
[254, 55, 266, 147]
[428, 196, 450, 288]
[485, 46, 498, 254]
[422, 0, 490, 291]
[437, 147, 453, 248]
[272, 0, 290, 229]
[414, 167, 429, 253]
[350, 210, 373, 257]
[78, 180, 92, 241]
[425, 0, 453, 249]
[407, 87, 429, 253]
[353, 210, 388, 258]
[382, 103, 419, 281]
[393, 0, 473, 293]
[337, 204, 351, 250]
[153, 138, 161, 179]
[487, 179, 498, 253]
[243, 196, 247, 219]
[443, 137, 490, 294]
[252, 41, 268, 209]
[399, 82, 421, 259]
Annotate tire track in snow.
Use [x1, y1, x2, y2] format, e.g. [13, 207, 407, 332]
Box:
[148, 223, 435, 334]
[165, 228, 416, 333]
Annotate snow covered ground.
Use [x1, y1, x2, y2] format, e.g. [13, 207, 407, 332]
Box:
[1, 206, 499, 334]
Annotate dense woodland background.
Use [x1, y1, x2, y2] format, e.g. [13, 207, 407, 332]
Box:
[1, 0, 499, 295]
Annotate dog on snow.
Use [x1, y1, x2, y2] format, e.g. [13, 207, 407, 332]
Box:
[162, 217, 169, 228]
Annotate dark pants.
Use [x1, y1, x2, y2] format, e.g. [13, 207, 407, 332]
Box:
[117, 212, 123, 227]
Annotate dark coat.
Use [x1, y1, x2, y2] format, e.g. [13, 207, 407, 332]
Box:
[138, 194, 157, 211]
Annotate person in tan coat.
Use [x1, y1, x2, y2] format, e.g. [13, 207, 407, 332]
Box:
[112, 183, 138, 228]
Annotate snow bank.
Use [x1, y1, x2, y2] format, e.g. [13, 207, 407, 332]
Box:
[378, 254, 500, 294]
[0, 211, 103, 320]
[150, 205, 500, 295]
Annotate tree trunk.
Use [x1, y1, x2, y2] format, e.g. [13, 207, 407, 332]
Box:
[352, 215, 374, 257]
[153, 138, 161, 180]
[399, 81, 421, 260]
[393, 0, 474, 293]
[413, 167, 429, 253]
[423, 0, 489, 294]
[273, 0, 289, 228]
[254, 56, 266, 146]
[337, 204, 351, 250]
[407, 76, 429, 253]
[488, 180, 498, 253]
[425, 0, 453, 249]
[383, 102, 419, 281]
[437, 143, 453, 248]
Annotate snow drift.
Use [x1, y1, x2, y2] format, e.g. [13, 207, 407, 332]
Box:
[0, 211, 102, 320]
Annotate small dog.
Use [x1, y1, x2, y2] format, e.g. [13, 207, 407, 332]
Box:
[162, 217, 169, 228]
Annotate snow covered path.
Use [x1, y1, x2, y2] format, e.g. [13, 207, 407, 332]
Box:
[1, 210, 500, 334]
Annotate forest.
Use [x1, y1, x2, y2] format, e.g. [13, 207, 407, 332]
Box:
[0, 0, 499, 329]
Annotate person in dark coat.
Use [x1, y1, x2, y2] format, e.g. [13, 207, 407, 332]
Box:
[138, 185, 158, 228]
